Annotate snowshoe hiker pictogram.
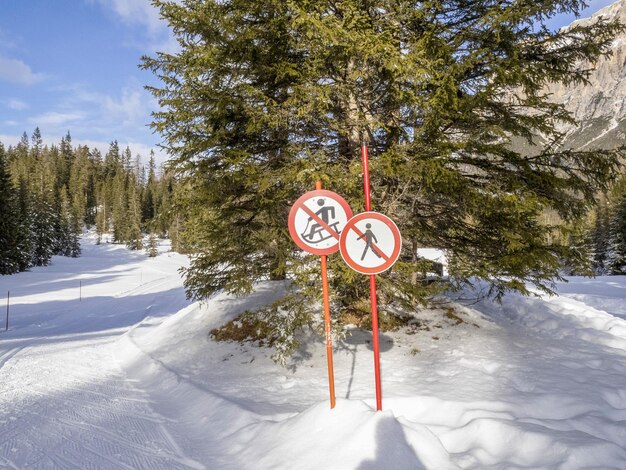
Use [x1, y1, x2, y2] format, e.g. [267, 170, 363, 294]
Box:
[300, 198, 341, 244]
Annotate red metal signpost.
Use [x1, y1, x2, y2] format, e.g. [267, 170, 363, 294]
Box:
[288, 182, 353, 409]
[317, 183, 336, 409]
[361, 145, 383, 411]
[355, 144, 403, 411]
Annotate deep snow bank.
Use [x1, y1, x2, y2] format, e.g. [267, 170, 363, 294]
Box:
[114, 276, 626, 469]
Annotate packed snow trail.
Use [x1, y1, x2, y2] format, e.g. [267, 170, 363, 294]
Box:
[0, 238, 202, 469]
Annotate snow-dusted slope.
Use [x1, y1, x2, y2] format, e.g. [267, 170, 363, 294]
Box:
[1, 238, 626, 469]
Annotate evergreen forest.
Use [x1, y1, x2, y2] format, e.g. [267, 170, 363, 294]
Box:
[570, 174, 626, 276]
[2, 129, 624, 280]
[0, 128, 181, 275]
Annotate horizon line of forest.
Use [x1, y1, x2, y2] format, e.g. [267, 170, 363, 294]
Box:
[0, 128, 185, 275]
[1, 127, 625, 279]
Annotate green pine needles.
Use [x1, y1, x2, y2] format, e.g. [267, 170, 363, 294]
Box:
[143, 0, 624, 354]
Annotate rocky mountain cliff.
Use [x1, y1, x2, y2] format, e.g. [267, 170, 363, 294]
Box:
[545, 0, 626, 150]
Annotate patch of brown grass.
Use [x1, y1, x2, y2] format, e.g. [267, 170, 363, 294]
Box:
[210, 312, 277, 347]
[338, 309, 369, 328]
[445, 307, 465, 325]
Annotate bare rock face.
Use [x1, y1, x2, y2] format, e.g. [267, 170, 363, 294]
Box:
[545, 0, 626, 150]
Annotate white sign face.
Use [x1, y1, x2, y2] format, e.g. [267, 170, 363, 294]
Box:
[340, 212, 401, 274]
[288, 190, 353, 256]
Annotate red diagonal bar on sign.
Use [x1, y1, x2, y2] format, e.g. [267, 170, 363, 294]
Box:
[349, 225, 391, 262]
[299, 203, 341, 241]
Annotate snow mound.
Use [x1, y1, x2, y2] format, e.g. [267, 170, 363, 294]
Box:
[474, 284, 626, 351]
[235, 400, 451, 470]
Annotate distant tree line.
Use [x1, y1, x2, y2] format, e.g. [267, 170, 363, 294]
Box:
[0, 128, 183, 275]
[565, 175, 626, 276]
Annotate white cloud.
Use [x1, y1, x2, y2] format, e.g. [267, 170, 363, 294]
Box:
[2, 79, 166, 164]
[0, 134, 20, 147]
[91, 0, 179, 54]
[35, 80, 155, 130]
[101, 0, 164, 35]
[5, 99, 29, 110]
[66, 82, 157, 133]
[91, 0, 172, 41]
[102, 87, 150, 126]
[0, 56, 43, 85]
[31, 111, 84, 127]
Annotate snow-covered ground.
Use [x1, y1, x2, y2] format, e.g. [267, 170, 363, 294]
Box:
[1, 236, 625, 469]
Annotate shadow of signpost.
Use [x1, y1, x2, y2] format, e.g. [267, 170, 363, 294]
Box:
[342, 328, 394, 399]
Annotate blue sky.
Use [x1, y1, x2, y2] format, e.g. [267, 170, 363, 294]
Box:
[0, 0, 174, 163]
[0, 0, 617, 165]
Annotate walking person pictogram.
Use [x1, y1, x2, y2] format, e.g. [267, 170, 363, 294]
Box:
[340, 212, 401, 275]
[357, 223, 382, 260]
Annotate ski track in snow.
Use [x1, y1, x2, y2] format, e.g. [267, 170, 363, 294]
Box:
[0, 337, 204, 469]
[0, 239, 202, 469]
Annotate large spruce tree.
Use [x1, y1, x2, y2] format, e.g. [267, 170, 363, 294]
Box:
[144, 1, 623, 319]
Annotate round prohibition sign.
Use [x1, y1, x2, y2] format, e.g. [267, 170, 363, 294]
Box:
[288, 189, 353, 256]
[340, 212, 402, 275]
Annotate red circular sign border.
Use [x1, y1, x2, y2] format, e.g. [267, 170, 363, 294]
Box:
[288, 189, 354, 256]
[339, 211, 402, 275]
